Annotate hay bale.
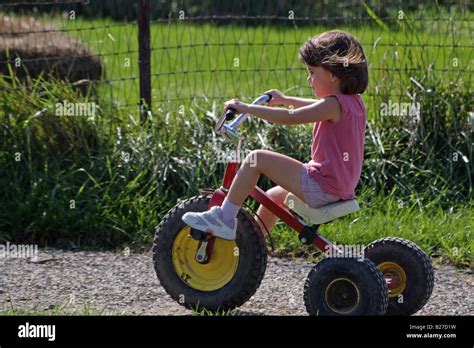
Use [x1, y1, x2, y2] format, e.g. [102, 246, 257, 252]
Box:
[0, 13, 103, 87]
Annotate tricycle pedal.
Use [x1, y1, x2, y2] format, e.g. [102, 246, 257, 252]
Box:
[189, 228, 211, 241]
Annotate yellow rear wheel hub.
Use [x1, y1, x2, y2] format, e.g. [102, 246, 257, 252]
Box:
[378, 261, 407, 297]
[172, 226, 239, 291]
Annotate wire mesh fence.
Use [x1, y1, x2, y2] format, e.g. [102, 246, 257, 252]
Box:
[0, 0, 472, 113]
[149, 4, 472, 112]
[0, 0, 140, 109]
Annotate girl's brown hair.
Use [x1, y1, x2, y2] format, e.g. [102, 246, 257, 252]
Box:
[299, 30, 368, 94]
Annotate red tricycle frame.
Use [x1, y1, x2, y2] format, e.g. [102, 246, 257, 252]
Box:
[205, 161, 335, 253]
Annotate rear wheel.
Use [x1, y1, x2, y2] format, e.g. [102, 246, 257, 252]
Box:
[304, 258, 388, 315]
[364, 237, 434, 315]
[152, 195, 267, 312]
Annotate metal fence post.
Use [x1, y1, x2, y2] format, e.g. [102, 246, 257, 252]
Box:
[137, 0, 151, 122]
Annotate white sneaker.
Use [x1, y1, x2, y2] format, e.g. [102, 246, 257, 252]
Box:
[182, 206, 237, 241]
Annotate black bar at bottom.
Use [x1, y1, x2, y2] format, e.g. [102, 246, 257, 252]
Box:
[0, 315, 472, 346]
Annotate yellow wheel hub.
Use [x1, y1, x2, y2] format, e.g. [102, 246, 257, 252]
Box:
[378, 261, 407, 297]
[172, 226, 239, 291]
[324, 277, 360, 314]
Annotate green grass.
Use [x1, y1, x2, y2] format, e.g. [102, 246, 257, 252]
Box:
[191, 305, 242, 316]
[0, 72, 471, 265]
[1, 300, 117, 316]
[2, 301, 240, 316]
[266, 187, 473, 266]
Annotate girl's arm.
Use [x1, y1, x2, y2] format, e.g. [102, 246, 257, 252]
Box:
[265, 89, 318, 108]
[283, 96, 319, 108]
[236, 97, 341, 125]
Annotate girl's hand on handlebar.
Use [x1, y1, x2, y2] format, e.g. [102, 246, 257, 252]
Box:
[264, 89, 287, 106]
[224, 99, 250, 114]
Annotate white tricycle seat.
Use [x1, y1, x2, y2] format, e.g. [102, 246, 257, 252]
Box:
[284, 193, 360, 225]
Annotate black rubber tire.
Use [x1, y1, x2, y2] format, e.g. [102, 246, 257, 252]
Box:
[152, 195, 267, 312]
[304, 258, 388, 316]
[364, 237, 434, 315]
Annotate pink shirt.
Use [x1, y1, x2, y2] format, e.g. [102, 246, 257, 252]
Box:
[306, 94, 366, 200]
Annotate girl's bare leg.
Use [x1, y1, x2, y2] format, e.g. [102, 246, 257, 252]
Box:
[255, 186, 289, 236]
[225, 150, 305, 233]
[182, 150, 304, 241]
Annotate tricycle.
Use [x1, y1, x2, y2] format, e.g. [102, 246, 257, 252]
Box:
[152, 94, 434, 315]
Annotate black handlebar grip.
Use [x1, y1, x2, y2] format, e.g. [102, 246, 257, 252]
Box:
[225, 107, 236, 120]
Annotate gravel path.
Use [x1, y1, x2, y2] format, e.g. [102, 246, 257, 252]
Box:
[0, 249, 472, 315]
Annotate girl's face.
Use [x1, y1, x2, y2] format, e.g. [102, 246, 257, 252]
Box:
[306, 65, 340, 97]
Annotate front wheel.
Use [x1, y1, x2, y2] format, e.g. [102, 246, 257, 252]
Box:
[304, 258, 388, 315]
[152, 195, 267, 312]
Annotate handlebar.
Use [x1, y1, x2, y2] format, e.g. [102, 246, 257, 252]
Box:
[214, 93, 272, 136]
[225, 107, 237, 121]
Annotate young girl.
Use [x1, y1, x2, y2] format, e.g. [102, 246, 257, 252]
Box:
[183, 29, 368, 241]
